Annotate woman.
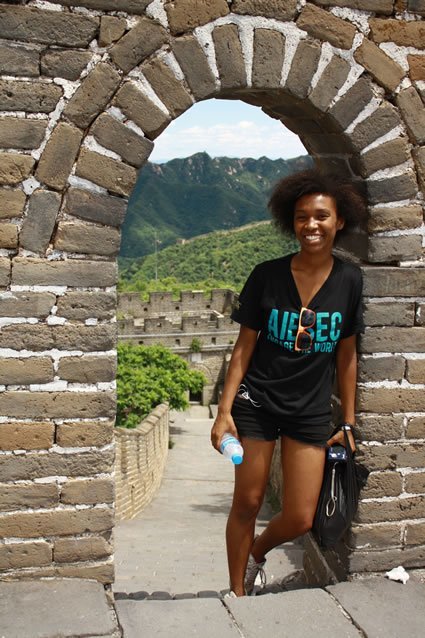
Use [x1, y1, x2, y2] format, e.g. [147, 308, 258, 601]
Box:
[211, 169, 366, 597]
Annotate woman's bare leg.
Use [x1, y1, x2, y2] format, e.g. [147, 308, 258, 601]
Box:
[251, 436, 326, 563]
[226, 437, 275, 596]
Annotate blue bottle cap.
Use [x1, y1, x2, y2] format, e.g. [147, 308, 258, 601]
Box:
[232, 455, 243, 465]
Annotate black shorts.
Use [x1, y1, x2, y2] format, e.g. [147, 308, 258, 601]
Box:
[231, 395, 331, 447]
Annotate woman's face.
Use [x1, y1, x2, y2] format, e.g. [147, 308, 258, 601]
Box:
[293, 193, 344, 254]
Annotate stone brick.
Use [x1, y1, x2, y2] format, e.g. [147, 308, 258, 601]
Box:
[54, 536, 112, 563]
[56, 421, 114, 447]
[56, 561, 114, 584]
[0, 389, 114, 420]
[0, 291, 55, 318]
[75, 149, 136, 197]
[406, 417, 425, 438]
[99, 16, 127, 47]
[405, 472, 425, 494]
[286, 39, 321, 100]
[212, 24, 247, 90]
[350, 104, 401, 151]
[0, 257, 11, 287]
[12, 258, 118, 287]
[0, 43, 39, 77]
[0, 223, 18, 249]
[407, 55, 425, 82]
[56, 292, 116, 321]
[363, 301, 415, 326]
[414, 146, 425, 192]
[54, 220, 121, 257]
[0, 507, 113, 538]
[0, 357, 54, 386]
[0, 483, 59, 512]
[348, 524, 401, 550]
[58, 355, 116, 383]
[20, 190, 61, 253]
[0, 118, 47, 151]
[49, 0, 150, 11]
[0, 189, 26, 219]
[114, 82, 171, 139]
[110, 17, 168, 74]
[36, 122, 83, 190]
[0, 324, 116, 352]
[309, 56, 351, 112]
[396, 87, 425, 145]
[354, 38, 405, 93]
[406, 359, 425, 384]
[0, 154, 34, 186]
[369, 18, 425, 48]
[64, 63, 121, 130]
[303, 133, 352, 155]
[297, 4, 356, 49]
[417, 303, 425, 327]
[408, 0, 425, 15]
[357, 386, 424, 412]
[0, 542, 52, 570]
[405, 522, 425, 546]
[356, 496, 425, 524]
[142, 57, 193, 118]
[361, 471, 403, 498]
[0, 6, 99, 48]
[358, 356, 405, 383]
[166, 0, 229, 35]
[356, 414, 404, 442]
[329, 77, 374, 130]
[252, 29, 285, 89]
[0, 422, 54, 451]
[0, 80, 62, 114]
[356, 442, 425, 471]
[172, 35, 217, 101]
[366, 172, 418, 205]
[64, 188, 127, 228]
[348, 546, 425, 572]
[362, 267, 425, 297]
[361, 327, 425, 353]
[359, 138, 410, 177]
[368, 235, 422, 263]
[232, 0, 297, 20]
[60, 478, 114, 505]
[41, 49, 92, 82]
[90, 114, 153, 168]
[312, 0, 393, 13]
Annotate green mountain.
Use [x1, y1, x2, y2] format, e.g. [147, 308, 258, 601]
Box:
[121, 152, 312, 258]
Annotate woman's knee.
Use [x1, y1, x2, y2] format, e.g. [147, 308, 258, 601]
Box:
[282, 509, 315, 537]
[231, 492, 264, 522]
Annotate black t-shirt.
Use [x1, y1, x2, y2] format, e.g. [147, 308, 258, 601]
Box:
[230, 253, 364, 425]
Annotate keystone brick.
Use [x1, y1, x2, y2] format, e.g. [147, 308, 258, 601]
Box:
[0, 324, 116, 352]
[356, 496, 425, 524]
[58, 355, 116, 383]
[0, 223, 18, 249]
[309, 56, 351, 112]
[1, 483, 59, 512]
[110, 17, 168, 74]
[41, 49, 92, 82]
[358, 355, 405, 383]
[329, 77, 374, 130]
[54, 220, 121, 257]
[0, 542, 52, 570]
[166, 0, 229, 35]
[56, 291, 116, 321]
[407, 417, 425, 438]
[0, 118, 47, 151]
[311, 0, 393, 13]
[368, 235, 422, 263]
[64, 63, 121, 130]
[285, 39, 321, 100]
[357, 386, 425, 412]
[0, 507, 114, 538]
[99, 16, 127, 47]
[0, 422, 54, 451]
[362, 267, 425, 297]
[0, 6, 99, 48]
[0, 43, 39, 77]
[90, 114, 153, 168]
[12, 258, 118, 287]
[0, 357, 54, 386]
[363, 301, 415, 326]
[360, 327, 425, 353]
[213, 24, 247, 91]
[406, 472, 425, 494]
[297, 4, 356, 49]
[0, 291, 55, 318]
[36, 123, 83, 191]
[64, 188, 126, 228]
[20, 190, 61, 254]
[356, 442, 425, 471]
[348, 524, 401, 551]
[0, 154, 34, 186]
[232, 0, 297, 20]
[355, 414, 404, 442]
[350, 104, 401, 151]
[172, 35, 217, 101]
[252, 29, 285, 89]
[54, 536, 112, 563]
[348, 546, 425, 572]
[396, 87, 425, 145]
[60, 478, 114, 505]
[114, 82, 171, 139]
[359, 138, 410, 178]
[366, 172, 418, 205]
[369, 18, 425, 48]
[0, 258, 10, 287]
[56, 420, 114, 447]
[49, 0, 150, 11]
[406, 359, 425, 384]
[142, 58, 193, 118]
[354, 39, 405, 93]
[0, 189, 26, 219]
[407, 55, 425, 82]
[405, 522, 425, 546]
[75, 149, 136, 197]
[0, 80, 62, 114]
[361, 471, 402, 498]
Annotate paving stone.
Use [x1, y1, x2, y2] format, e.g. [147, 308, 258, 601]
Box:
[166, 0, 230, 35]
[350, 103, 402, 151]
[396, 86, 425, 145]
[0, 223, 18, 248]
[172, 35, 217, 101]
[309, 55, 351, 112]
[0, 80, 62, 113]
[54, 220, 121, 256]
[232, 0, 297, 20]
[366, 172, 418, 204]
[58, 355, 116, 383]
[20, 190, 61, 254]
[297, 4, 356, 49]
[213, 24, 247, 90]
[0, 189, 26, 219]
[329, 77, 374, 129]
[110, 17, 168, 74]
[56, 420, 114, 447]
[369, 18, 425, 48]
[12, 257, 118, 287]
[114, 81, 171, 139]
[0, 43, 39, 77]
[41, 49, 92, 81]
[285, 39, 321, 100]
[0, 357, 54, 386]
[91, 113, 153, 167]
[0, 153, 35, 186]
[0, 117, 47, 150]
[0, 323, 116, 352]
[75, 148, 137, 196]
[36, 123, 83, 191]
[56, 291, 116, 320]
[252, 29, 285, 89]
[359, 137, 410, 177]
[142, 57, 193, 118]
[354, 38, 405, 93]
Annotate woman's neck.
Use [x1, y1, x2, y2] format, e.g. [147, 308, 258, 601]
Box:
[292, 249, 334, 273]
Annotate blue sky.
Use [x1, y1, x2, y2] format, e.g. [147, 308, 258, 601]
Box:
[150, 98, 307, 163]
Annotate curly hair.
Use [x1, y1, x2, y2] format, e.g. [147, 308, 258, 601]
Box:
[268, 169, 366, 240]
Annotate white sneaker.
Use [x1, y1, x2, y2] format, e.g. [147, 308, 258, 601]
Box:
[244, 553, 266, 595]
[224, 590, 237, 599]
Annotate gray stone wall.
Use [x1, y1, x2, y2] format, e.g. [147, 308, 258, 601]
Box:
[0, 0, 424, 582]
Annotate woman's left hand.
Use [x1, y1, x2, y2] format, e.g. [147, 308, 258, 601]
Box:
[326, 428, 356, 453]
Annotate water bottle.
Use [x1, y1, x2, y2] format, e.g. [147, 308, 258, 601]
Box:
[220, 433, 244, 465]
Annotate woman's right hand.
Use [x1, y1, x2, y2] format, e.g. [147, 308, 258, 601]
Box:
[210, 411, 239, 452]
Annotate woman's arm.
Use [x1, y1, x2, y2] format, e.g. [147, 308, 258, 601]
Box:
[327, 334, 358, 451]
[210, 325, 258, 450]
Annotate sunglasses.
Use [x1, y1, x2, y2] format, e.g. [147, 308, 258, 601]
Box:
[295, 307, 316, 352]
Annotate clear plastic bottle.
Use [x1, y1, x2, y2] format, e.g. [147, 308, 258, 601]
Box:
[220, 433, 244, 465]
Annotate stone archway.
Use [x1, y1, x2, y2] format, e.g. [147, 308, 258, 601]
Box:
[0, 1, 424, 584]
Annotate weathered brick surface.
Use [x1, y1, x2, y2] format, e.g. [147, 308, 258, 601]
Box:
[1, 484, 59, 512]
[407, 417, 425, 439]
[54, 536, 112, 563]
[56, 421, 114, 447]
[56, 292, 116, 321]
[405, 522, 425, 546]
[0, 507, 113, 538]
[312, 0, 393, 13]
[0, 118, 47, 151]
[252, 29, 285, 89]
[362, 267, 425, 296]
[348, 524, 401, 550]
[368, 234, 422, 263]
[54, 220, 121, 257]
[56, 561, 114, 584]
[0, 324, 116, 352]
[99, 16, 127, 47]
[406, 359, 425, 384]
[60, 478, 114, 505]
[0, 223, 18, 249]
[166, 0, 229, 35]
[110, 17, 168, 74]
[329, 77, 374, 129]
[213, 24, 247, 90]
[42, 50, 91, 85]
[0, 6, 98, 47]
[0, 189, 26, 219]
[357, 386, 424, 412]
[50, 0, 150, 11]
[20, 190, 61, 253]
[64, 188, 126, 228]
[309, 56, 350, 112]
[0, 542, 52, 570]
[356, 496, 425, 524]
[0, 258, 11, 287]
[348, 546, 425, 572]
[12, 258, 118, 287]
[360, 327, 425, 353]
[0, 292, 55, 318]
[58, 355, 116, 383]
[361, 471, 402, 498]
[358, 355, 405, 383]
[297, 4, 356, 49]
[304, 133, 353, 155]
[369, 19, 425, 48]
[414, 146, 425, 191]
[0, 422, 54, 451]
[408, 0, 425, 15]
[286, 40, 321, 100]
[357, 442, 425, 471]
[406, 472, 425, 494]
[64, 63, 121, 130]
[172, 35, 217, 101]
[416, 303, 425, 327]
[0, 80, 62, 114]
[359, 138, 410, 177]
[90, 114, 153, 168]
[0, 154, 34, 186]
[114, 82, 171, 139]
[142, 58, 193, 118]
[0, 43, 39, 77]
[396, 87, 425, 145]
[407, 54, 425, 82]
[75, 149, 136, 197]
[354, 38, 404, 93]
[363, 301, 415, 326]
[232, 0, 297, 19]
[37, 123, 83, 190]
[356, 414, 404, 442]
[0, 357, 54, 386]
[367, 172, 418, 205]
[350, 104, 401, 151]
